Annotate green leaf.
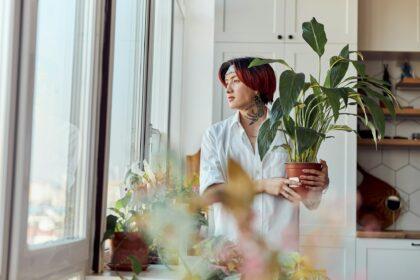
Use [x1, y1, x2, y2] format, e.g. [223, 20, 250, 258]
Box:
[351, 60, 366, 76]
[328, 45, 350, 87]
[329, 124, 355, 132]
[248, 57, 291, 69]
[362, 95, 385, 137]
[302, 17, 328, 57]
[269, 98, 283, 129]
[304, 94, 320, 128]
[279, 70, 305, 115]
[257, 119, 277, 160]
[128, 255, 143, 274]
[360, 85, 396, 120]
[102, 215, 118, 242]
[296, 127, 323, 153]
[322, 87, 350, 107]
[109, 207, 125, 219]
[115, 191, 132, 210]
[283, 116, 296, 137]
[324, 88, 341, 121]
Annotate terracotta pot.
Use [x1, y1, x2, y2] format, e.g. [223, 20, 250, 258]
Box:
[285, 162, 322, 199]
[107, 232, 149, 271]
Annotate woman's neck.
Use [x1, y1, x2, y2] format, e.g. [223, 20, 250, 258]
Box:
[239, 104, 267, 129]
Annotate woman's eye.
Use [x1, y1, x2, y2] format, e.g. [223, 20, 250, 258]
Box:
[233, 79, 240, 83]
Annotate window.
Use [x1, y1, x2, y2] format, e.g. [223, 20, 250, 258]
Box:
[106, 0, 148, 207]
[9, 0, 100, 278]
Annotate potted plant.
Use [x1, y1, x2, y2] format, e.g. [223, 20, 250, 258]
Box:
[250, 18, 398, 198]
[102, 161, 157, 271]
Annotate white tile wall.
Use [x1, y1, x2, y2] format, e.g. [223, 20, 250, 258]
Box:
[357, 59, 420, 230]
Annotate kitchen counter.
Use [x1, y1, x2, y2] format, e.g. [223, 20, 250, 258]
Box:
[357, 230, 420, 239]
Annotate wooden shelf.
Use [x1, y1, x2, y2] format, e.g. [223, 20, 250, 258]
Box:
[396, 82, 420, 90]
[358, 108, 420, 117]
[357, 230, 420, 239]
[358, 139, 420, 147]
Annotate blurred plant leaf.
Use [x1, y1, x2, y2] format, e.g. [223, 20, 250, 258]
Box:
[302, 17, 327, 57]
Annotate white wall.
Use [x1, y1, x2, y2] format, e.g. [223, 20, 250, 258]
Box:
[180, 0, 215, 155]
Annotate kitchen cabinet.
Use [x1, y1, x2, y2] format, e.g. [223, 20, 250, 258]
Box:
[359, 0, 420, 52]
[356, 238, 420, 280]
[214, 0, 357, 43]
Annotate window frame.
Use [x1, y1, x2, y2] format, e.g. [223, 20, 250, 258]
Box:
[0, 0, 21, 279]
[8, 0, 104, 278]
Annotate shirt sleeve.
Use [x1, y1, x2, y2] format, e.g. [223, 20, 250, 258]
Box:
[302, 190, 323, 210]
[199, 128, 225, 195]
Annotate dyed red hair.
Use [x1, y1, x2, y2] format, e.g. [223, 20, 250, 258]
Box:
[218, 57, 276, 104]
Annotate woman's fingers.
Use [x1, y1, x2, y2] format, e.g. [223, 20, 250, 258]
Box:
[281, 185, 302, 203]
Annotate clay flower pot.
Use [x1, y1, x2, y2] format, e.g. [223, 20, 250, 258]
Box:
[107, 232, 149, 271]
[285, 162, 322, 199]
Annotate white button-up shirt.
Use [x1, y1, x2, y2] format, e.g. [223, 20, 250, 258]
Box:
[200, 111, 322, 252]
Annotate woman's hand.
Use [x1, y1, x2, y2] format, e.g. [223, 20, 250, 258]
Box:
[299, 159, 329, 192]
[259, 178, 302, 203]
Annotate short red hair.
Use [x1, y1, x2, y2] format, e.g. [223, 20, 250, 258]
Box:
[218, 57, 276, 104]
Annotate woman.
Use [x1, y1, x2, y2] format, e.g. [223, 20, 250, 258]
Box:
[199, 57, 330, 252]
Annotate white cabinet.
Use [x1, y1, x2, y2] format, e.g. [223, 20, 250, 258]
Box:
[359, 0, 420, 51]
[300, 236, 356, 280]
[214, 0, 357, 43]
[285, 0, 357, 44]
[356, 238, 420, 280]
[214, 0, 285, 43]
[213, 43, 286, 121]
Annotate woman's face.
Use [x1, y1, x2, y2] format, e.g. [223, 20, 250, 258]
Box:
[224, 72, 256, 110]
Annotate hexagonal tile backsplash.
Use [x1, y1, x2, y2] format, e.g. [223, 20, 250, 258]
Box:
[358, 59, 420, 231]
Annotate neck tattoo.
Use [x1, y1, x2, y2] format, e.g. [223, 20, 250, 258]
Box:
[244, 94, 265, 125]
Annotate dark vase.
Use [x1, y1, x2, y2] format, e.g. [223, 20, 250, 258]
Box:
[285, 162, 322, 199]
[107, 232, 149, 271]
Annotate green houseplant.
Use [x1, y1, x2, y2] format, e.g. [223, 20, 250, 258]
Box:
[250, 18, 398, 197]
[102, 161, 158, 271]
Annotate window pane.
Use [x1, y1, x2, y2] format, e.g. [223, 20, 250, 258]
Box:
[27, 0, 91, 246]
[149, 0, 172, 165]
[107, 0, 147, 206]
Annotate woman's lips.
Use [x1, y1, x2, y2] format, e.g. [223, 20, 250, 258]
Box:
[227, 96, 235, 102]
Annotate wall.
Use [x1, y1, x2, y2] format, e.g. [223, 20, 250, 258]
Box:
[180, 0, 215, 155]
[357, 59, 420, 230]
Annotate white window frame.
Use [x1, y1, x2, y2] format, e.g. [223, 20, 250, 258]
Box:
[8, 0, 104, 279]
[0, 0, 21, 279]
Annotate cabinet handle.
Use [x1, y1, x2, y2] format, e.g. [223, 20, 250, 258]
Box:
[411, 243, 420, 247]
[288, 35, 294, 39]
[277, 35, 283, 40]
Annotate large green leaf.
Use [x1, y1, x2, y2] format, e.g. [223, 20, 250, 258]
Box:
[269, 98, 283, 129]
[283, 116, 296, 137]
[279, 70, 305, 115]
[359, 85, 396, 120]
[102, 214, 118, 242]
[296, 127, 322, 153]
[304, 94, 320, 128]
[323, 88, 341, 121]
[248, 57, 291, 69]
[327, 45, 350, 87]
[351, 60, 366, 76]
[362, 95, 385, 137]
[257, 119, 277, 160]
[322, 87, 350, 107]
[302, 17, 327, 57]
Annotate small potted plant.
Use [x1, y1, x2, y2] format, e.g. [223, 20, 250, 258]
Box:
[250, 18, 399, 198]
[102, 161, 157, 271]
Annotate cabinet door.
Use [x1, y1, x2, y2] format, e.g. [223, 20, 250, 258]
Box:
[300, 236, 356, 280]
[356, 238, 420, 280]
[213, 43, 286, 121]
[359, 0, 420, 51]
[285, 0, 357, 44]
[214, 0, 285, 43]
[285, 43, 358, 236]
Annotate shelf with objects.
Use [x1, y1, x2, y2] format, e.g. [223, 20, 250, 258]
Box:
[356, 58, 420, 239]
